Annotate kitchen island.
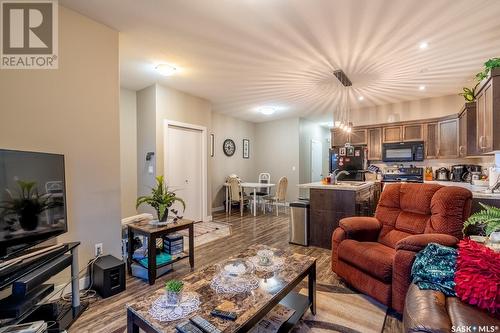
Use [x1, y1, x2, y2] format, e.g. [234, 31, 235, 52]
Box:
[298, 181, 380, 249]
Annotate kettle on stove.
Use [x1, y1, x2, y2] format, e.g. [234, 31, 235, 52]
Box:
[435, 167, 450, 181]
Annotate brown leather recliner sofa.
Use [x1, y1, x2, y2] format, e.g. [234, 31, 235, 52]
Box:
[403, 283, 500, 332]
[331, 183, 472, 313]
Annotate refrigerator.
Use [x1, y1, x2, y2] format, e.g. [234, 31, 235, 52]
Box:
[329, 145, 368, 181]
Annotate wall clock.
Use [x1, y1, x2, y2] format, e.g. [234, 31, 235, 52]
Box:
[223, 139, 236, 156]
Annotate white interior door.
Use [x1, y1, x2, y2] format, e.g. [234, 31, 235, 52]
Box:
[311, 139, 323, 182]
[165, 125, 203, 221]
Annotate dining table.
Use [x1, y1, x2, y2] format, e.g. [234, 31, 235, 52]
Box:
[224, 182, 275, 216]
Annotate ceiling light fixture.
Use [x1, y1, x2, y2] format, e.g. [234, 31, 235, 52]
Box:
[333, 69, 354, 133]
[258, 107, 276, 115]
[358, 96, 364, 101]
[419, 85, 426, 91]
[419, 41, 429, 50]
[155, 64, 177, 76]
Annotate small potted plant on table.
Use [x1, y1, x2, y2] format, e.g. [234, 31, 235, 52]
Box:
[165, 279, 184, 305]
[136, 176, 185, 225]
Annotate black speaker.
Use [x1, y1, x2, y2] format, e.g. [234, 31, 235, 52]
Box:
[92, 255, 125, 298]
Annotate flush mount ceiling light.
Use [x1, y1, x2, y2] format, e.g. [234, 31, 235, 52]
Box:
[419, 41, 429, 50]
[155, 64, 177, 76]
[258, 106, 276, 115]
[419, 85, 426, 91]
[358, 96, 364, 101]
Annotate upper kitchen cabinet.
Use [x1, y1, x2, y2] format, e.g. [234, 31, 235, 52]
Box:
[425, 123, 439, 158]
[331, 129, 350, 147]
[383, 126, 403, 143]
[350, 129, 367, 145]
[459, 103, 478, 157]
[476, 68, 500, 153]
[437, 119, 459, 158]
[367, 128, 382, 160]
[424, 120, 459, 159]
[402, 124, 423, 141]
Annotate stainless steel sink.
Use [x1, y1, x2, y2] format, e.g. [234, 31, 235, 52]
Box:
[334, 181, 366, 187]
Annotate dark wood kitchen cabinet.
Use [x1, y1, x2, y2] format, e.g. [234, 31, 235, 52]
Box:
[476, 68, 500, 153]
[425, 122, 439, 159]
[402, 124, 423, 141]
[309, 185, 379, 249]
[437, 119, 459, 158]
[332, 129, 350, 147]
[424, 120, 459, 159]
[383, 126, 403, 143]
[350, 129, 367, 145]
[367, 128, 382, 160]
[459, 102, 478, 157]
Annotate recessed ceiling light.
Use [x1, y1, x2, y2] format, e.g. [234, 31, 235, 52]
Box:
[258, 107, 276, 115]
[358, 96, 364, 101]
[419, 41, 429, 50]
[419, 85, 426, 91]
[155, 64, 177, 76]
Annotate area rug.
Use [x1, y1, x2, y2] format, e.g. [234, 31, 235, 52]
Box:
[291, 283, 388, 333]
[178, 221, 231, 247]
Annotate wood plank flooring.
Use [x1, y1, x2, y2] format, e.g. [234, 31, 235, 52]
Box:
[70, 211, 402, 333]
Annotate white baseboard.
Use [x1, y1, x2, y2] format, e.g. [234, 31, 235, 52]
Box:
[212, 206, 225, 212]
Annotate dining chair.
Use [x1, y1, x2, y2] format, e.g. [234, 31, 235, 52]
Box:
[255, 172, 271, 213]
[264, 176, 288, 216]
[228, 177, 250, 217]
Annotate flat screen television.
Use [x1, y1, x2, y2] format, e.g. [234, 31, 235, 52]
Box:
[0, 149, 67, 260]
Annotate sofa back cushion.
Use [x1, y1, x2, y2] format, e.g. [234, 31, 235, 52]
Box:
[375, 183, 472, 248]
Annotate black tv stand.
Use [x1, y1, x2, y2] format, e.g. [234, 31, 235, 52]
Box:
[0, 242, 86, 331]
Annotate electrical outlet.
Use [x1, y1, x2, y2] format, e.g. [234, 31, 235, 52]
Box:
[95, 243, 103, 257]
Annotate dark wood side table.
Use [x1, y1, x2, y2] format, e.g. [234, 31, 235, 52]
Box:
[127, 219, 194, 285]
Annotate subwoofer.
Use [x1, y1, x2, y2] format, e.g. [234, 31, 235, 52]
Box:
[92, 255, 125, 298]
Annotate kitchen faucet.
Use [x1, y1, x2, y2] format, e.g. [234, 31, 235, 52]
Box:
[331, 169, 350, 185]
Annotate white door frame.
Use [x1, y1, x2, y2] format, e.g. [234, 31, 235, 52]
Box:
[164, 120, 208, 222]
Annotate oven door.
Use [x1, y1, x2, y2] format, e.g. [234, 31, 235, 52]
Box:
[382, 142, 414, 162]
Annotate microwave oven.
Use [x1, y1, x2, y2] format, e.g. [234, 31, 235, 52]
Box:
[382, 141, 424, 162]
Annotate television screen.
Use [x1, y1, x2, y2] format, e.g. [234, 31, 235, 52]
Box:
[0, 149, 67, 260]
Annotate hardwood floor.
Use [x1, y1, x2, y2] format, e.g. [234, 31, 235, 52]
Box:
[69, 210, 402, 333]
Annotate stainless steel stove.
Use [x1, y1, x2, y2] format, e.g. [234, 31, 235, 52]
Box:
[382, 167, 424, 183]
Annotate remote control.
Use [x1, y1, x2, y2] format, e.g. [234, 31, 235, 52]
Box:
[176, 321, 203, 333]
[190, 315, 222, 333]
[210, 309, 237, 321]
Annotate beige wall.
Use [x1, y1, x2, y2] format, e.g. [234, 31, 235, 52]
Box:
[211, 113, 256, 209]
[120, 88, 138, 218]
[0, 7, 121, 267]
[350, 94, 463, 126]
[255, 118, 300, 202]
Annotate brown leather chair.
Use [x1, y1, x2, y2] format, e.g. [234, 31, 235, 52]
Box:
[331, 183, 472, 313]
[404, 283, 500, 332]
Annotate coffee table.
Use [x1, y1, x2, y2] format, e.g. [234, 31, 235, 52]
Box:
[126, 245, 316, 333]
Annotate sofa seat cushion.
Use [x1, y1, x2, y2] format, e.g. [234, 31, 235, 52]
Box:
[338, 239, 395, 282]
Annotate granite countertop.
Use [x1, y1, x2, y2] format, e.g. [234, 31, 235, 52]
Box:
[298, 181, 375, 191]
[424, 180, 500, 199]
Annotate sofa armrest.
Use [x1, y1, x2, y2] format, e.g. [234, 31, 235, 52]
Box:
[339, 216, 382, 241]
[396, 233, 458, 252]
[403, 283, 452, 333]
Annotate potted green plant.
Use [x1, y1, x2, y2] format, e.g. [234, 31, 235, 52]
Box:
[0, 180, 60, 231]
[475, 57, 500, 82]
[165, 279, 184, 305]
[136, 175, 185, 225]
[458, 82, 480, 102]
[463, 203, 500, 242]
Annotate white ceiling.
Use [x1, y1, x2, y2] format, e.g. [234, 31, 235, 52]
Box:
[61, 0, 500, 122]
